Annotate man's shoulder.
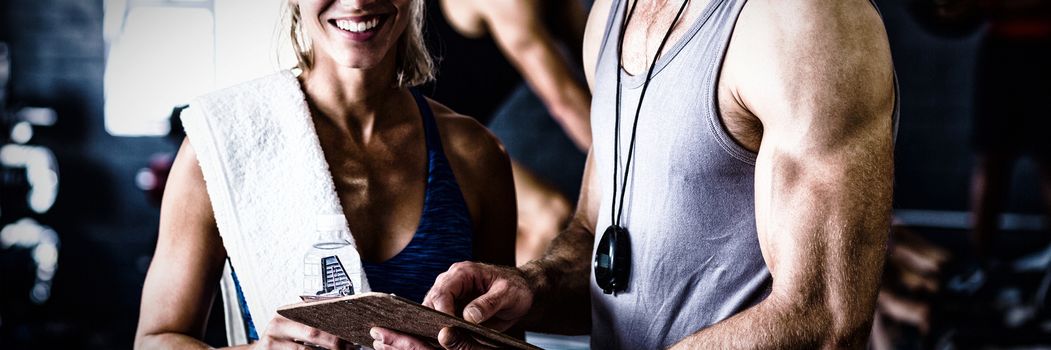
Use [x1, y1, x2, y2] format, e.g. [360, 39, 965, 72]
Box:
[728, 0, 894, 125]
[737, 0, 887, 46]
[730, 0, 893, 90]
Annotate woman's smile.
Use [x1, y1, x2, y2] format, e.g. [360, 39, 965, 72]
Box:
[328, 14, 390, 42]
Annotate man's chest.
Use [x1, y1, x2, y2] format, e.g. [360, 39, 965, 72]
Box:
[615, 0, 762, 153]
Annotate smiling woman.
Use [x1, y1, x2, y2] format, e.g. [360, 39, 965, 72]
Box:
[133, 0, 517, 349]
[286, 0, 432, 86]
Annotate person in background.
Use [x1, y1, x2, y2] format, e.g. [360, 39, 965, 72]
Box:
[914, 0, 1051, 292]
[424, 0, 593, 264]
[134, 0, 516, 349]
[968, 0, 1051, 275]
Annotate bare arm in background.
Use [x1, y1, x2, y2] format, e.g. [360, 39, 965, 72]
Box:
[443, 0, 593, 150]
[670, 0, 895, 348]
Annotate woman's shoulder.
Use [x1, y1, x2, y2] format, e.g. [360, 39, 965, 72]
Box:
[191, 70, 299, 110]
[183, 70, 302, 132]
[426, 98, 510, 174]
[181, 70, 303, 154]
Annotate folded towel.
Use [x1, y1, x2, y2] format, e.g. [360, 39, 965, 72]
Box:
[181, 70, 371, 335]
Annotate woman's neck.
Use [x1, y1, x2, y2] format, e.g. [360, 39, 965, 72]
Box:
[299, 57, 409, 144]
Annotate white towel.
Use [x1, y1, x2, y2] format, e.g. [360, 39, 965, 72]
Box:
[181, 70, 371, 335]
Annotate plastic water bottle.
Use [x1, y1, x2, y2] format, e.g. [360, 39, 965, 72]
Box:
[302, 214, 363, 298]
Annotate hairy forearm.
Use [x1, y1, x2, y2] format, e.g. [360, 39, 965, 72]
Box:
[670, 293, 874, 350]
[518, 222, 593, 334]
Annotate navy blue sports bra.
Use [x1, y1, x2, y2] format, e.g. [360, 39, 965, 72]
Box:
[359, 89, 475, 301]
[233, 88, 475, 341]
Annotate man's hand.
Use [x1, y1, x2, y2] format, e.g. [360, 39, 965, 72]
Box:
[424, 262, 535, 331]
[370, 262, 535, 350]
[377, 147, 602, 348]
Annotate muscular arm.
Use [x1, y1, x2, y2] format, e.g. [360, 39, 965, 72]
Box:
[507, 0, 612, 334]
[466, 0, 593, 149]
[405, 1, 605, 342]
[516, 148, 599, 334]
[492, 1, 616, 333]
[135, 139, 242, 349]
[672, 1, 895, 348]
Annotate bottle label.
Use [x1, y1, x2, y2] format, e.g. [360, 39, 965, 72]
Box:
[303, 255, 355, 299]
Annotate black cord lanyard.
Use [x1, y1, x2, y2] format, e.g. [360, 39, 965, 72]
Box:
[611, 0, 691, 228]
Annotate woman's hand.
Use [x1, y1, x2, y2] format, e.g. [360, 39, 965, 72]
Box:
[252, 315, 349, 350]
[369, 327, 497, 350]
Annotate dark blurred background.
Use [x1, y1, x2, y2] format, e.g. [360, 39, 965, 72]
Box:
[1, 0, 1049, 349]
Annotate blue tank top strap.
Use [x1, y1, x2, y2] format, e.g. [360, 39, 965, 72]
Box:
[411, 87, 445, 155]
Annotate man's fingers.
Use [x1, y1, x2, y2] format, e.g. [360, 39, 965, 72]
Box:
[426, 288, 457, 316]
[438, 327, 496, 350]
[423, 262, 531, 330]
[371, 327, 434, 350]
[425, 262, 480, 315]
[462, 281, 510, 324]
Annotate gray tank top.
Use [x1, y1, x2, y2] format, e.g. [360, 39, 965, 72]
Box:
[588, 0, 897, 348]
[589, 1, 766, 348]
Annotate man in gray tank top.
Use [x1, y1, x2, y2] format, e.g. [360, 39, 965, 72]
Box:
[374, 0, 898, 348]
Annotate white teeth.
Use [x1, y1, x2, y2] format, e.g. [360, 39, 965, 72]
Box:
[335, 18, 380, 33]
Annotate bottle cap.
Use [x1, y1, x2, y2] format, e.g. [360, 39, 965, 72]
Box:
[316, 214, 348, 231]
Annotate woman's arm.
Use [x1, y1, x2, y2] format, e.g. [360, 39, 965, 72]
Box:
[135, 138, 235, 349]
[136, 139, 347, 350]
[468, 130, 516, 268]
[431, 103, 518, 268]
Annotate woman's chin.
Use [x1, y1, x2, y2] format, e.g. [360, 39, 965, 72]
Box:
[340, 58, 386, 71]
[313, 54, 387, 71]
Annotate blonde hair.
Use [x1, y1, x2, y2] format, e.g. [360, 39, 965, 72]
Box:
[285, 0, 433, 87]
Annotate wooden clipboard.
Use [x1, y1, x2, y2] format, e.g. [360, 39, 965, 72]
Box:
[277, 292, 541, 349]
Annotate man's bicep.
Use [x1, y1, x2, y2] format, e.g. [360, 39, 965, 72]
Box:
[744, 0, 896, 324]
[754, 127, 893, 284]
